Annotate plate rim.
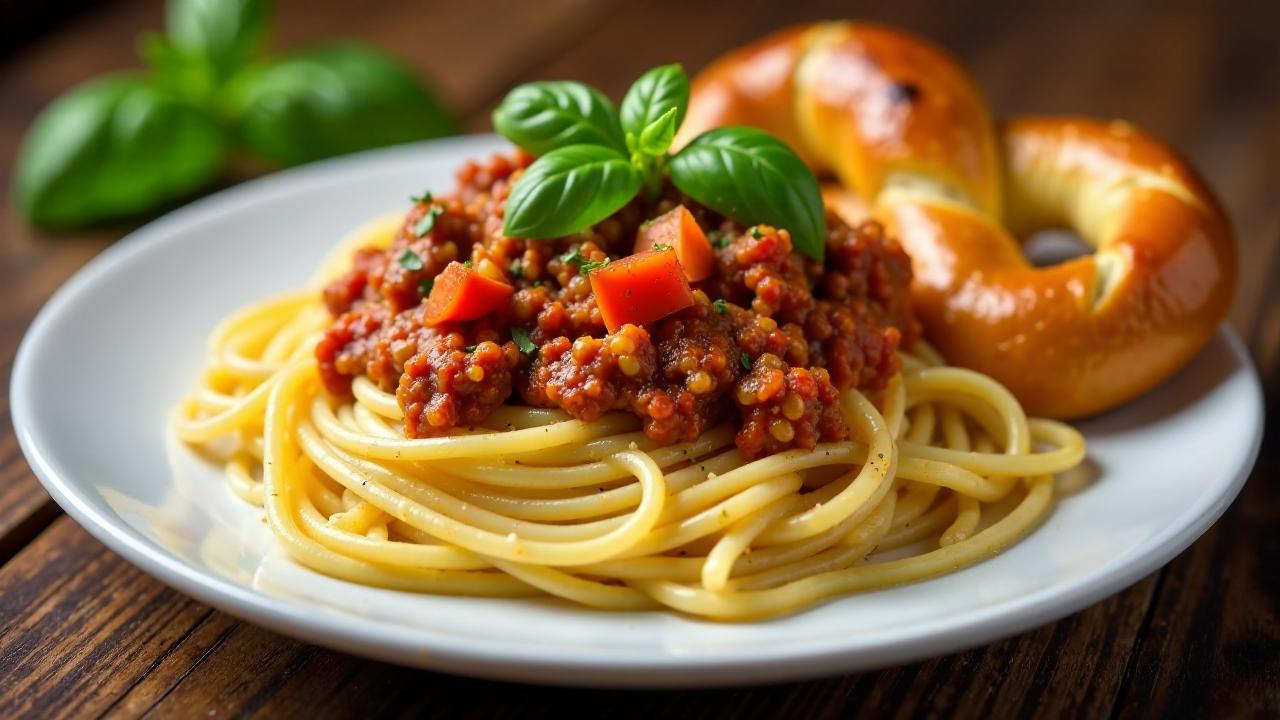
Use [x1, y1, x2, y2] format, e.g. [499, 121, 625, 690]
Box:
[9, 135, 1267, 687]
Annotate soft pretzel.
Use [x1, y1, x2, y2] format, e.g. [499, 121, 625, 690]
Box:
[677, 22, 1236, 419]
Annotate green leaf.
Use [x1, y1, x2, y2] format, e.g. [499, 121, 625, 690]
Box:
[413, 206, 442, 237]
[166, 0, 269, 83]
[492, 81, 625, 156]
[511, 327, 537, 355]
[636, 106, 678, 157]
[503, 145, 641, 239]
[620, 64, 688, 150]
[139, 32, 218, 106]
[669, 127, 825, 261]
[225, 43, 456, 166]
[14, 74, 225, 229]
[398, 249, 424, 271]
[713, 298, 729, 315]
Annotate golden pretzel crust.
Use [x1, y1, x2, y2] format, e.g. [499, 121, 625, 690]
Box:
[679, 22, 1236, 419]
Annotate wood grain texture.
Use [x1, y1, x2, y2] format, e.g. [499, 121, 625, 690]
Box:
[1114, 450, 1280, 718]
[0, 0, 1276, 716]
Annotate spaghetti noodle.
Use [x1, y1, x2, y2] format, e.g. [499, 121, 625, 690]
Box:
[174, 214, 1085, 621]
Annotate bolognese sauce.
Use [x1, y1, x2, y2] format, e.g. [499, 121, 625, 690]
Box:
[317, 151, 920, 460]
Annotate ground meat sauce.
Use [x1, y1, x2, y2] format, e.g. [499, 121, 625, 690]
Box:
[318, 151, 921, 460]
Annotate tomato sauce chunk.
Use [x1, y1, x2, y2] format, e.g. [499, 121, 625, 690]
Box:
[589, 249, 694, 332]
[634, 204, 715, 281]
[424, 261, 514, 325]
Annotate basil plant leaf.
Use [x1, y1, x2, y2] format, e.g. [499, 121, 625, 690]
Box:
[492, 81, 625, 156]
[503, 145, 642, 239]
[225, 43, 456, 166]
[165, 0, 269, 82]
[636, 106, 678, 157]
[14, 74, 225, 229]
[669, 126, 826, 261]
[139, 32, 217, 103]
[620, 63, 688, 152]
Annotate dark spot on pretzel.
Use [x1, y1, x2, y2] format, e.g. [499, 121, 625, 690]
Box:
[889, 81, 921, 104]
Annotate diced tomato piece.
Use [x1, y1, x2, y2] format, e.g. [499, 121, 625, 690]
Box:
[424, 261, 514, 324]
[634, 205, 714, 281]
[589, 249, 694, 332]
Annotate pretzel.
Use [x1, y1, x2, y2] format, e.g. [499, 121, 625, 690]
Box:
[677, 22, 1236, 419]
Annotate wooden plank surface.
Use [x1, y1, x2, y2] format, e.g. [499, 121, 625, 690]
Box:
[0, 0, 1276, 716]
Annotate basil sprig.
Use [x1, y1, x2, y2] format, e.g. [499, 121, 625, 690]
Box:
[504, 146, 641, 239]
[492, 82, 625, 156]
[14, 74, 226, 229]
[620, 63, 688, 173]
[493, 64, 825, 260]
[668, 127, 825, 259]
[14, 0, 454, 229]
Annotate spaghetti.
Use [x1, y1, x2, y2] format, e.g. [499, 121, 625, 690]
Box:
[174, 214, 1085, 621]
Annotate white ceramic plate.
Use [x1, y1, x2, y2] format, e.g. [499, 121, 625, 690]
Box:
[11, 135, 1264, 687]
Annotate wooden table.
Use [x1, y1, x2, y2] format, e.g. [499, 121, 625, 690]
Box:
[2, 0, 1277, 716]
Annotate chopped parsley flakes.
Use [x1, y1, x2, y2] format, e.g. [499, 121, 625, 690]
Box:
[580, 257, 611, 273]
[713, 298, 729, 315]
[511, 327, 537, 355]
[740, 351, 752, 370]
[397, 249, 424, 271]
[413, 206, 443, 237]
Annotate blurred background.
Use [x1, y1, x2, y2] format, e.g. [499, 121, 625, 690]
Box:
[0, 3, 1276, 715]
[3, 0, 1276, 350]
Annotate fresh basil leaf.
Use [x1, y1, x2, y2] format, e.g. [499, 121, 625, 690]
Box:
[669, 126, 825, 261]
[620, 64, 688, 151]
[492, 81, 625, 156]
[636, 106, 678, 157]
[139, 32, 219, 105]
[503, 145, 641, 239]
[166, 0, 269, 82]
[14, 74, 224, 229]
[225, 43, 456, 166]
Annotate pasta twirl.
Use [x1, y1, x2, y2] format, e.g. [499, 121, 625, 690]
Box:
[173, 220, 1085, 620]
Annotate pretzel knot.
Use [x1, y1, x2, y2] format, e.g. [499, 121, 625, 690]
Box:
[678, 22, 1236, 419]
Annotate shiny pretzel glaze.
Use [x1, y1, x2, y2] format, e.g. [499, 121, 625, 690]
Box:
[678, 22, 1236, 418]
